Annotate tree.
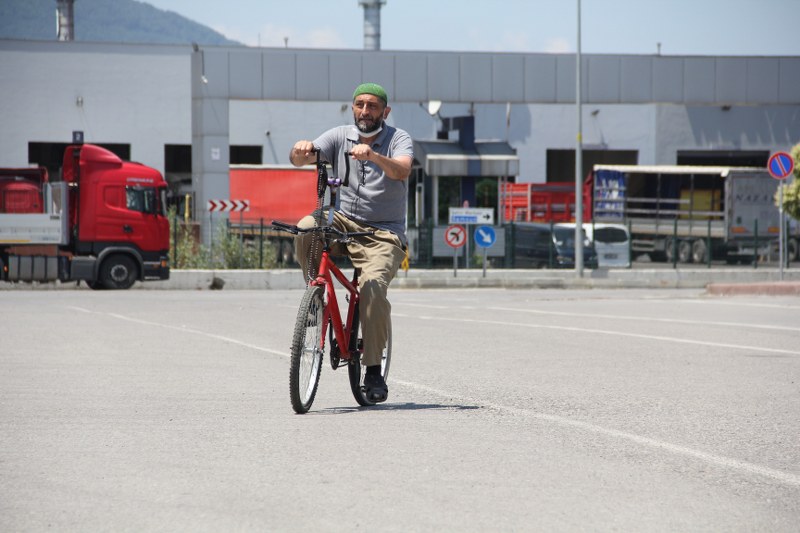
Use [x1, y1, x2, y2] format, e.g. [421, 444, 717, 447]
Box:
[776, 142, 800, 221]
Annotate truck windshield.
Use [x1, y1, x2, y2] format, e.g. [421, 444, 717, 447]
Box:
[126, 186, 163, 215]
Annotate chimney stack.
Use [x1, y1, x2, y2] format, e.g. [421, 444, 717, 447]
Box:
[56, 0, 75, 41]
[359, 0, 385, 51]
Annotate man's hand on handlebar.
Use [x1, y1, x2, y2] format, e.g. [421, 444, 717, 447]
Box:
[290, 141, 317, 167]
[349, 143, 374, 162]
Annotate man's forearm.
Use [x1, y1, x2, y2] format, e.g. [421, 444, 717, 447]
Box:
[371, 153, 412, 181]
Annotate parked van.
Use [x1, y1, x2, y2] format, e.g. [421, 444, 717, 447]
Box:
[583, 223, 631, 268]
[514, 223, 598, 269]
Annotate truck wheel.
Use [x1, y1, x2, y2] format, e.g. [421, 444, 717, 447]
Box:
[678, 240, 693, 263]
[691, 239, 707, 264]
[665, 238, 675, 263]
[99, 255, 138, 290]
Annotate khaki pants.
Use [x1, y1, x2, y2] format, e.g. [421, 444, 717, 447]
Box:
[294, 211, 405, 367]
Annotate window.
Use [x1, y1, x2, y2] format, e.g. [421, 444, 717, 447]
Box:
[593, 226, 629, 244]
[676, 150, 769, 167]
[546, 150, 638, 182]
[164, 144, 192, 173]
[126, 186, 163, 215]
[230, 145, 262, 165]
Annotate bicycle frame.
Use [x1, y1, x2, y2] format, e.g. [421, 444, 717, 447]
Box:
[313, 247, 360, 362]
[276, 148, 390, 412]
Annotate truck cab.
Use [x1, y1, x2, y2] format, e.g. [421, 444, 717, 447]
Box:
[0, 144, 170, 289]
[62, 144, 170, 288]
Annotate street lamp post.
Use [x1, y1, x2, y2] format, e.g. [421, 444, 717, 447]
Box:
[575, 0, 584, 277]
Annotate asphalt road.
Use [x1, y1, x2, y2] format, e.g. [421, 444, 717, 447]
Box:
[2, 288, 799, 532]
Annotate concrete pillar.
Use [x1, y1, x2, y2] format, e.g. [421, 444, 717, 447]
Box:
[191, 46, 230, 246]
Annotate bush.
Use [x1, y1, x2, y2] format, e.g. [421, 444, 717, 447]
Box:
[776, 142, 800, 221]
[169, 209, 279, 269]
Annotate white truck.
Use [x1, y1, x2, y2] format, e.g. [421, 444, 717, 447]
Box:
[591, 165, 797, 264]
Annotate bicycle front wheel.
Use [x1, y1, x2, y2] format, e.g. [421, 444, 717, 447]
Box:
[348, 318, 392, 406]
[289, 286, 325, 414]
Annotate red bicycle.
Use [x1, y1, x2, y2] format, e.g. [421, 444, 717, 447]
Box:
[272, 150, 391, 414]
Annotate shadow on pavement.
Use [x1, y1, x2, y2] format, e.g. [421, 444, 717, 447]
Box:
[310, 402, 482, 415]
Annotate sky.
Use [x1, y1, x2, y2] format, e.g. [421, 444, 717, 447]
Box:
[141, 0, 799, 56]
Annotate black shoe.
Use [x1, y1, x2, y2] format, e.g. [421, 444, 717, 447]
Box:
[363, 373, 388, 403]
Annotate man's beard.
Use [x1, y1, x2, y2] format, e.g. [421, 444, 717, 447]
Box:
[355, 116, 384, 136]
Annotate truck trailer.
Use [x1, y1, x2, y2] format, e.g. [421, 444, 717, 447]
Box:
[591, 164, 795, 264]
[502, 180, 592, 224]
[226, 164, 318, 264]
[0, 143, 170, 289]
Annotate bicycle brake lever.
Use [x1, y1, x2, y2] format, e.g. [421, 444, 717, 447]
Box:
[270, 220, 299, 234]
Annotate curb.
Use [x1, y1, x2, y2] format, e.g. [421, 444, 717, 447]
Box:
[705, 281, 800, 296]
[3, 268, 799, 293]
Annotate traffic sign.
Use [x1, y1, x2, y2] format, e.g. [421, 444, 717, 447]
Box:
[768, 152, 794, 180]
[449, 207, 494, 225]
[207, 199, 250, 212]
[445, 225, 466, 248]
[474, 226, 497, 248]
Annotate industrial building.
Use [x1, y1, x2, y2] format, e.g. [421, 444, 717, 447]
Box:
[1, 3, 799, 248]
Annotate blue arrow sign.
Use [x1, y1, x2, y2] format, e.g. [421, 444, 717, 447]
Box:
[474, 226, 497, 248]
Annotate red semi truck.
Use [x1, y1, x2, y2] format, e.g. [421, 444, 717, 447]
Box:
[0, 143, 170, 289]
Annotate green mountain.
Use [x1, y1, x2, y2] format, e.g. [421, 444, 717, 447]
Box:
[0, 0, 241, 46]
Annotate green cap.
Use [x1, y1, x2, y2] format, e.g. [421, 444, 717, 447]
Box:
[353, 83, 388, 105]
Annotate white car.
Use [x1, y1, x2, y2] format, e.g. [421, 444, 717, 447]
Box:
[583, 223, 631, 268]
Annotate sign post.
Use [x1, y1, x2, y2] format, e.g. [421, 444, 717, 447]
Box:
[474, 225, 497, 278]
[767, 151, 794, 280]
[445, 224, 466, 277]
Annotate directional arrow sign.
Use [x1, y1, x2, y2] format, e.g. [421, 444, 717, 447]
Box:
[474, 225, 497, 248]
[207, 199, 250, 212]
[448, 207, 494, 225]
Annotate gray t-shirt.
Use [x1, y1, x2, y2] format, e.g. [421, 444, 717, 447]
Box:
[313, 124, 413, 242]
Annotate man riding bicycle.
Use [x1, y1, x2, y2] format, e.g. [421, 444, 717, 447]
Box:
[289, 83, 413, 403]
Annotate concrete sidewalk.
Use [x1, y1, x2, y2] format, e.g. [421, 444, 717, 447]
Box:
[5, 267, 798, 293]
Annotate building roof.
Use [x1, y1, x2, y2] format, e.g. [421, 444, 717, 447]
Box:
[413, 140, 519, 177]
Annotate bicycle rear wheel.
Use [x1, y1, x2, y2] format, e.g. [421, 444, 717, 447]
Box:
[348, 318, 392, 406]
[289, 286, 325, 414]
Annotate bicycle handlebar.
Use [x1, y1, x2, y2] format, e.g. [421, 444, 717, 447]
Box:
[270, 220, 374, 241]
[310, 147, 352, 189]
[274, 146, 368, 242]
